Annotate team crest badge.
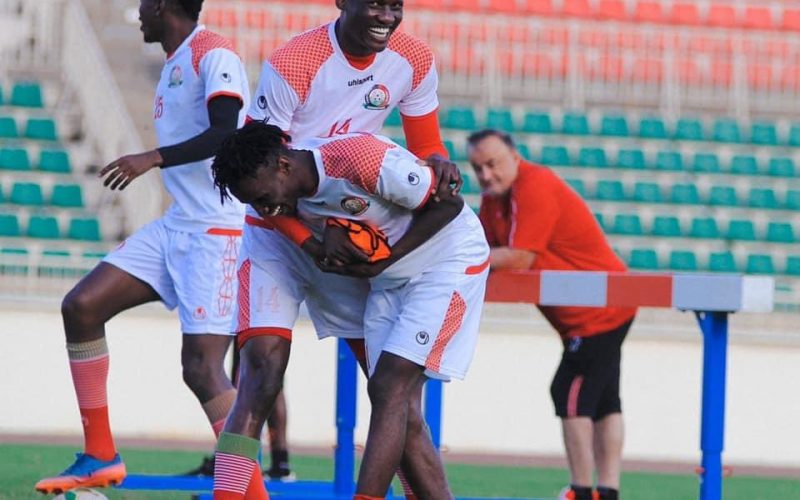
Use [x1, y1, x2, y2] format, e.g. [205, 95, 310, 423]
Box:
[363, 84, 390, 110]
[168, 65, 183, 88]
[341, 196, 370, 215]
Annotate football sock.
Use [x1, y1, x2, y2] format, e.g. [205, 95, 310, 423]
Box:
[396, 469, 417, 500]
[203, 389, 236, 437]
[269, 448, 290, 475]
[570, 485, 595, 500]
[596, 486, 619, 500]
[213, 432, 268, 500]
[67, 338, 115, 461]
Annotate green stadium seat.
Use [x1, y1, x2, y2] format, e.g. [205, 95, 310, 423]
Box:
[521, 111, 553, 134]
[669, 250, 698, 271]
[27, 215, 60, 239]
[486, 107, 515, 131]
[561, 112, 590, 135]
[612, 214, 643, 235]
[10, 81, 43, 107]
[577, 147, 607, 168]
[68, 217, 101, 241]
[713, 118, 742, 143]
[789, 123, 800, 147]
[670, 183, 700, 204]
[595, 180, 625, 201]
[594, 212, 605, 230]
[384, 108, 401, 127]
[0, 214, 21, 237]
[51, 184, 84, 208]
[564, 178, 586, 198]
[443, 139, 457, 160]
[38, 249, 75, 278]
[785, 190, 800, 211]
[540, 145, 570, 165]
[785, 256, 800, 276]
[25, 118, 57, 141]
[708, 185, 738, 206]
[689, 217, 720, 239]
[600, 114, 629, 136]
[726, 219, 756, 241]
[751, 122, 778, 145]
[390, 136, 407, 148]
[655, 151, 683, 171]
[766, 222, 795, 243]
[443, 107, 477, 130]
[674, 118, 704, 141]
[10, 182, 44, 205]
[768, 157, 795, 177]
[746, 254, 775, 274]
[460, 173, 479, 195]
[651, 215, 681, 237]
[617, 148, 646, 169]
[638, 116, 668, 139]
[0, 247, 29, 275]
[0, 116, 17, 138]
[633, 182, 661, 203]
[708, 251, 737, 273]
[730, 155, 759, 176]
[0, 148, 31, 171]
[629, 248, 659, 270]
[692, 153, 721, 173]
[749, 188, 778, 209]
[0, 85, 3, 105]
[38, 149, 71, 173]
[517, 143, 532, 160]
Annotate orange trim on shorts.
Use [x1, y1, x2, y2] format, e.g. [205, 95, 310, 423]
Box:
[207, 90, 243, 103]
[206, 227, 243, 236]
[237, 327, 292, 349]
[567, 375, 584, 418]
[425, 291, 467, 372]
[465, 258, 490, 275]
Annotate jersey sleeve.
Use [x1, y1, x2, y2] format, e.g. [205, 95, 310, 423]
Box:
[375, 147, 435, 210]
[397, 60, 440, 118]
[508, 175, 560, 252]
[198, 48, 246, 103]
[246, 61, 299, 130]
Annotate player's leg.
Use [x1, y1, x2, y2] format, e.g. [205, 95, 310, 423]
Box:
[265, 390, 294, 480]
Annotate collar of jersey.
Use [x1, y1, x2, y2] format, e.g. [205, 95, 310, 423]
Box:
[166, 24, 205, 62]
[328, 22, 379, 72]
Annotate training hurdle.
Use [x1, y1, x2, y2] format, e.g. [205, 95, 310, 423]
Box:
[119, 270, 773, 500]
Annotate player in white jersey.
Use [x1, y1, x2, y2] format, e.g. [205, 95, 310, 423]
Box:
[211, 123, 488, 499]
[34, 1, 266, 497]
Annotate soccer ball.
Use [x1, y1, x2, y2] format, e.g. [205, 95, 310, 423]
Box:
[53, 489, 109, 500]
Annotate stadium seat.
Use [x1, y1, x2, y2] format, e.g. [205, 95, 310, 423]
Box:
[708, 251, 737, 273]
[768, 157, 795, 177]
[390, 136, 407, 149]
[384, 108, 401, 127]
[561, 112, 590, 135]
[443, 139, 457, 161]
[540, 145, 570, 165]
[24, 118, 57, 141]
[617, 148, 646, 169]
[521, 111, 553, 134]
[612, 214, 643, 235]
[707, 4, 737, 28]
[742, 6, 772, 30]
[522, 0, 555, 16]
[633, 182, 662, 203]
[68, 217, 102, 241]
[633, 1, 663, 23]
[10, 182, 43, 205]
[595, 180, 625, 201]
[789, 123, 800, 146]
[10, 81, 43, 107]
[597, 0, 628, 21]
[38, 249, 75, 279]
[0, 214, 21, 237]
[600, 114, 629, 137]
[564, 178, 586, 198]
[689, 217, 720, 239]
[0, 85, 3, 104]
[713, 118, 742, 143]
[0, 247, 29, 275]
[0, 116, 17, 138]
[750, 122, 778, 145]
[674, 118, 704, 141]
[670, 2, 701, 25]
[629, 248, 658, 269]
[785, 256, 800, 276]
[651, 215, 681, 237]
[638, 116, 668, 139]
[783, 9, 800, 31]
[746, 254, 775, 274]
[785, 190, 800, 211]
[38, 149, 71, 173]
[670, 184, 700, 204]
[51, 184, 84, 208]
[459, 173, 478, 195]
[655, 151, 684, 171]
[517, 143, 532, 160]
[749, 188, 778, 209]
[27, 215, 60, 239]
[669, 250, 698, 271]
[442, 107, 477, 130]
[486, 108, 515, 132]
[766, 222, 795, 243]
[0, 148, 31, 171]
[562, 0, 592, 18]
[577, 147, 607, 168]
[730, 155, 759, 176]
[708, 185, 738, 206]
[692, 153, 721, 173]
[726, 219, 756, 241]
[594, 212, 605, 230]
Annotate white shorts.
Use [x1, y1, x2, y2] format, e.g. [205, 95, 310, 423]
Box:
[364, 265, 489, 381]
[103, 217, 241, 335]
[233, 223, 369, 341]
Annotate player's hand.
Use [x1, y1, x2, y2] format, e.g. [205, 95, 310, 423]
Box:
[300, 237, 325, 260]
[419, 153, 462, 202]
[99, 150, 163, 191]
[321, 223, 370, 266]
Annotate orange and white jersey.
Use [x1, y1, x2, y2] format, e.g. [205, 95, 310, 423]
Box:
[294, 134, 489, 290]
[154, 25, 250, 233]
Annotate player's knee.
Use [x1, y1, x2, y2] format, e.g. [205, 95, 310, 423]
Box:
[61, 287, 97, 327]
[181, 351, 220, 393]
[366, 371, 407, 409]
[241, 363, 284, 418]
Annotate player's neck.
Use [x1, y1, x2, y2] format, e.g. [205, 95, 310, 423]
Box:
[292, 150, 320, 197]
[161, 20, 198, 56]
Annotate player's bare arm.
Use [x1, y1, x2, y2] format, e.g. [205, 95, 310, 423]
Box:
[419, 153, 462, 201]
[489, 247, 536, 270]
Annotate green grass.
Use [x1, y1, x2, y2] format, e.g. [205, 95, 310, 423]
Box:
[3, 443, 799, 499]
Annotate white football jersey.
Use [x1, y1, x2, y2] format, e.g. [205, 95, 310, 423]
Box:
[293, 134, 489, 290]
[154, 25, 250, 232]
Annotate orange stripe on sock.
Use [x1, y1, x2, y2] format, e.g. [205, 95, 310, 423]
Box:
[80, 406, 116, 461]
[245, 466, 269, 499]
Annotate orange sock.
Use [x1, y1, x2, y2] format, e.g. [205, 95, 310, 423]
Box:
[244, 466, 269, 500]
[396, 469, 416, 500]
[68, 338, 115, 461]
[203, 389, 237, 438]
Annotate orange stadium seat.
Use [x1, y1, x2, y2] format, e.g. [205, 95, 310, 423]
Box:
[742, 6, 773, 30]
[488, 0, 516, 14]
[540, 26, 569, 45]
[707, 4, 737, 28]
[597, 0, 628, 21]
[711, 61, 733, 87]
[780, 65, 800, 91]
[748, 63, 774, 90]
[670, 2, 701, 26]
[410, 0, 445, 10]
[522, 0, 554, 16]
[562, 0, 592, 18]
[633, 1, 663, 23]
[578, 29, 609, 48]
[632, 58, 663, 84]
[782, 9, 800, 31]
[677, 59, 704, 86]
[203, 7, 237, 28]
[449, 0, 483, 12]
[244, 9, 270, 30]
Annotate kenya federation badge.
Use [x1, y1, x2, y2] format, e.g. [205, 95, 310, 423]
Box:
[363, 84, 390, 110]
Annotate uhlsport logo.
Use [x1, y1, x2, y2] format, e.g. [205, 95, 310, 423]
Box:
[168, 65, 183, 88]
[257, 95, 268, 109]
[416, 331, 430, 345]
[364, 84, 390, 110]
[408, 172, 420, 185]
[341, 196, 370, 215]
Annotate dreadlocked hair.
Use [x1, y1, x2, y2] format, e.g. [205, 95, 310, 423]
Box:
[212, 121, 292, 205]
[173, 0, 204, 21]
